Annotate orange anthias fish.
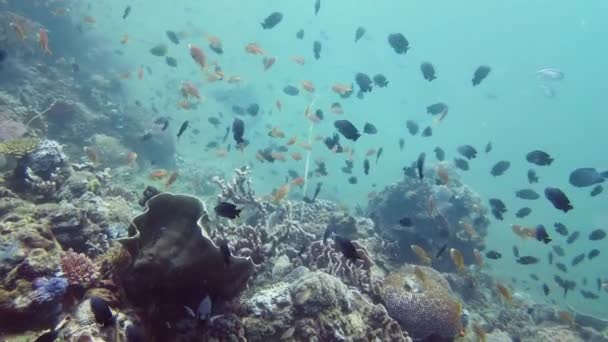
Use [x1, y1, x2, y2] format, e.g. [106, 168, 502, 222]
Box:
[365, 149, 376, 157]
[119, 71, 131, 80]
[558, 311, 575, 327]
[84, 146, 99, 165]
[462, 222, 479, 239]
[511, 224, 536, 239]
[38, 28, 52, 55]
[165, 170, 179, 189]
[496, 282, 513, 304]
[286, 136, 297, 145]
[268, 127, 285, 138]
[126, 152, 138, 167]
[137, 67, 144, 80]
[120, 34, 129, 44]
[9, 21, 27, 41]
[263, 56, 277, 71]
[245, 43, 265, 55]
[436, 165, 450, 185]
[83, 15, 96, 24]
[271, 152, 286, 162]
[206, 35, 223, 50]
[291, 56, 305, 65]
[299, 142, 312, 151]
[331, 83, 352, 95]
[180, 81, 201, 100]
[410, 244, 432, 266]
[473, 248, 484, 268]
[273, 183, 290, 203]
[291, 152, 302, 161]
[149, 169, 168, 180]
[450, 248, 465, 273]
[472, 323, 487, 342]
[177, 100, 192, 110]
[330, 102, 343, 114]
[301, 80, 315, 93]
[292, 177, 305, 187]
[188, 44, 207, 70]
[227, 76, 242, 84]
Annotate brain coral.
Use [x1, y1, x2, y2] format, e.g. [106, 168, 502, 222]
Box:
[381, 270, 463, 340]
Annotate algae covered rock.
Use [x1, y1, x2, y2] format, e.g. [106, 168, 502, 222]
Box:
[118, 193, 255, 319]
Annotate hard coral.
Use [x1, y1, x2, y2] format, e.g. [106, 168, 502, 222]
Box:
[0, 137, 39, 156]
[60, 249, 99, 288]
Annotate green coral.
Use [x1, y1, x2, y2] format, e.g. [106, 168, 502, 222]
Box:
[0, 138, 40, 157]
[86, 178, 101, 194]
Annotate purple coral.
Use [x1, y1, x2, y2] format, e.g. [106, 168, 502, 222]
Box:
[60, 249, 99, 287]
[29, 276, 68, 303]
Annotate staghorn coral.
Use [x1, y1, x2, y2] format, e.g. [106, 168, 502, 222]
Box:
[213, 166, 268, 226]
[60, 249, 99, 288]
[380, 267, 463, 340]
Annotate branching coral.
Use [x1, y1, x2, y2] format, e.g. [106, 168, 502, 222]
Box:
[60, 249, 99, 288]
[212, 166, 267, 226]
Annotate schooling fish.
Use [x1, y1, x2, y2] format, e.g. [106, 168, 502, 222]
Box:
[472, 65, 491, 86]
[363, 122, 378, 135]
[567, 231, 580, 244]
[313, 41, 321, 60]
[398, 138, 405, 151]
[420, 62, 436, 81]
[355, 26, 366, 42]
[387, 33, 410, 54]
[526, 150, 554, 166]
[569, 167, 605, 188]
[590, 185, 603, 197]
[296, 29, 304, 40]
[122, 5, 131, 19]
[214, 202, 241, 219]
[555, 262, 568, 273]
[589, 229, 606, 241]
[457, 145, 477, 160]
[535, 225, 552, 244]
[177, 120, 189, 138]
[485, 142, 493, 154]
[485, 250, 502, 259]
[232, 118, 246, 146]
[548, 251, 553, 265]
[314, 0, 320, 15]
[554, 222, 568, 236]
[491, 161, 510, 176]
[544, 187, 573, 212]
[334, 120, 361, 141]
[406, 120, 419, 135]
[421, 126, 432, 137]
[261, 12, 283, 29]
[399, 217, 413, 227]
[542, 284, 550, 296]
[454, 158, 470, 171]
[435, 243, 449, 258]
[427, 102, 448, 115]
[363, 159, 370, 175]
[355, 73, 373, 93]
[580, 290, 599, 300]
[512, 246, 520, 258]
[571, 253, 585, 267]
[517, 256, 539, 265]
[90, 296, 114, 326]
[516, 189, 540, 200]
[588, 249, 600, 260]
[334, 235, 361, 261]
[552, 245, 565, 257]
[434, 147, 445, 161]
[373, 74, 389, 88]
[528, 169, 539, 183]
[416, 153, 426, 180]
[515, 207, 532, 218]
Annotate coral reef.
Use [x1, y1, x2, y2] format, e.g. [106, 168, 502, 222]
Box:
[60, 249, 99, 287]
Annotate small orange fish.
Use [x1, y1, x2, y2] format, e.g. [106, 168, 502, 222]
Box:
[83, 15, 96, 24]
[365, 149, 376, 157]
[558, 311, 575, 327]
[330, 102, 343, 114]
[120, 34, 129, 44]
[331, 83, 352, 95]
[84, 146, 99, 164]
[177, 100, 192, 110]
[410, 244, 432, 266]
[126, 152, 138, 167]
[9, 21, 27, 41]
[188, 44, 207, 70]
[450, 248, 465, 273]
[38, 28, 52, 55]
[292, 177, 305, 187]
[271, 152, 286, 162]
[472, 323, 487, 342]
[276, 100, 282, 112]
[462, 222, 479, 239]
[273, 183, 290, 203]
[206, 35, 223, 50]
[245, 43, 265, 55]
[299, 142, 312, 150]
[263, 56, 277, 71]
[255, 152, 265, 163]
[473, 248, 483, 268]
[301, 80, 315, 93]
[216, 149, 228, 158]
[291, 56, 305, 65]
[291, 152, 302, 161]
[496, 282, 512, 304]
[165, 170, 179, 189]
[367, 191, 377, 199]
[436, 165, 450, 185]
[180, 81, 201, 100]
[119, 71, 131, 80]
[286, 136, 297, 145]
[268, 127, 285, 138]
[137, 67, 144, 80]
[149, 169, 169, 180]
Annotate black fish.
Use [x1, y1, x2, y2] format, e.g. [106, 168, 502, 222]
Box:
[569, 168, 605, 188]
[154, 117, 170, 131]
[355, 73, 373, 93]
[214, 202, 241, 219]
[566, 231, 580, 244]
[555, 262, 568, 273]
[312, 182, 322, 201]
[125, 324, 144, 342]
[489, 198, 507, 220]
[232, 118, 245, 146]
[552, 223, 567, 236]
[548, 251, 553, 265]
[34, 330, 59, 342]
[485, 250, 502, 259]
[363, 159, 370, 175]
[398, 138, 405, 151]
[491, 161, 510, 176]
[427, 102, 448, 115]
[122, 5, 131, 19]
[246, 103, 259, 116]
[530, 273, 539, 281]
[457, 145, 477, 160]
[516, 189, 540, 200]
[296, 29, 304, 40]
[580, 290, 599, 300]
[571, 253, 585, 267]
[355, 26, 366, 42]
[314, 0, 320, 15]
[485, 142, 493, 154]
[552, 245, 565, 257]
[588, 229, 606, 241]
[90, 296, 114, 326]
[421, 126, 432, 137]
[454, 158, 470, 171]
[387, 33, 410, 54]
[526, 150, 554, 166]
[542, 284, 550, 296]
[434, 147, 445, 161]
[315, 109, 324, 121]
[166, 30, 180, 45]
[535, 225, 552, 244]
[406, 120, 419, 135]
[588, 249, 600, 260]
[435, 243, 449, 258]
[334, 235, 361, 261]
[334, 120, 361, 141]
[512, 246, 520, 258]
[283, 85, 300, 96]
[71, 62, 80, 72]
[165, 56, 178, 67]
[590, 185, 603, 197]
[515, 207, 532, 218]
[399, 217, 413, 227]
[517, 256, 539, 265]
[472, 65, 491, 86]
[375, 148, 383, 164]
[222, 126, 230, 143]
[348, 176, 357, 184]
[232, 105, 245, 115]
[219, 240, 231, 266]
[416, 153, 426, 180]
[528, 169, 539, 184]
[373, 74, 389, 88]
[420, 62, 436, 81]
[0, 49, 7, 63]
[261, 12, 283, 29]
[313, 41, 322, 60]
[324, 133, 342, 152]
[177, 120, 189, 138]
[544, 187, 573, 212]
[363, 123, 377, 134]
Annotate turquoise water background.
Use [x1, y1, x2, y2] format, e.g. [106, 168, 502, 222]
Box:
[69, 0, 608, 317]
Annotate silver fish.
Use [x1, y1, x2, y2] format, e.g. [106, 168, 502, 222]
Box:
[536, 68, 564, 81]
